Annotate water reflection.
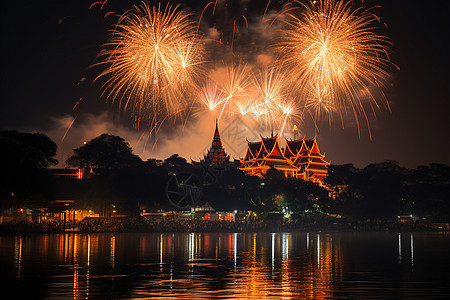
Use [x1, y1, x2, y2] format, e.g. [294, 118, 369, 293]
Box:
[410, 234, 414, 267]
[2, 232, 449, 299]
[398, 233, 415, 268]
[14, 235, 22, 278]
[110, 235, 115, 268]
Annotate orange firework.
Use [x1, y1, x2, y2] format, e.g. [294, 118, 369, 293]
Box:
[206, 63, 252, 121]
[277, 0, 393, 135]
[305, 82, 335, 121]
[199, 65, 301, 135]
[240, 67, 296, 131]
[96, 2, 204, 120]
[198, 80, 225, 111]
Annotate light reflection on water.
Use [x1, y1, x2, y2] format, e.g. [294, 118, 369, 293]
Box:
[1, 232, 450, 299]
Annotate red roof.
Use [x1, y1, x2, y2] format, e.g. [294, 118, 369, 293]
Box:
[240, 135, 329, 180]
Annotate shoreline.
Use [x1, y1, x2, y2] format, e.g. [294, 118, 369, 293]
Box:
[1, 230, 448, 235]
[1, 216, 448, 234]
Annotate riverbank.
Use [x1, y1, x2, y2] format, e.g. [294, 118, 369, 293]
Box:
[0, 217, 448, 233]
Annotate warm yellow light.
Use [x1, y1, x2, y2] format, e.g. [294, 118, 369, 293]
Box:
[97, 2, 204, 120]
[277, 0, 392, 128]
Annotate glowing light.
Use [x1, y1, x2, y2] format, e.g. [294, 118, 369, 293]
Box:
[277, 0, 392, 135]
[96, 2, 204, 121]
[198, 65, 301, 135]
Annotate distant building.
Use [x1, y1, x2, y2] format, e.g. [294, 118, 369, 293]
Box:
[239, 134, 329, 183]
[195, 120, 232, 168]
[50, 168, 84, 179]
[49, 167, 99, 183]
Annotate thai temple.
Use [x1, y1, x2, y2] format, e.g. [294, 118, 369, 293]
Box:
[197, 120, 232, 168]
[238, 134, 330, 183]
[197, 121, 329, 184]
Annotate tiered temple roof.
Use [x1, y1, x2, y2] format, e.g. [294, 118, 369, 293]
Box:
[239, 135, 330, 183]
[201, 120, 231, 167]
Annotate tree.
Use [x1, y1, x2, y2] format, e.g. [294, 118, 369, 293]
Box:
[264, 166, 286, 183]
[326, 161, 408, 220]
[163, 154, 195, 173]
[1, 130, 58, 169]
[74, 161, 170, 216]
[202, 167, 259, 211]
[65, 134, 144, 216]
[0, 130, 58, 210]
[358, 161, 406, 219]
[66, 134, 141, 169]
[406, 163, 450, 222]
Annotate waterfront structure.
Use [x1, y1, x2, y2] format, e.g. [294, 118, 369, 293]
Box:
[239, 134, 329, 183]
[50, 168, 84, 179]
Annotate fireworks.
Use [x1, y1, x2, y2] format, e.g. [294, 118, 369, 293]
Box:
[196, 64, 300, 135]
[96, 2, 204, 120]
[198, 80, 223, 112]
[238, 67, 297, 132]
[305, 82, 334, 121]
[90, 0, 393, 144]
[277, 0, 392, 133]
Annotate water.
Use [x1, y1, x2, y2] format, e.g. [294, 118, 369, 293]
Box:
[1, 232, 449, 299]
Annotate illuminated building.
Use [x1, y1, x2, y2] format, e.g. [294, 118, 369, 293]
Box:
[50, 168, 84, 179]
[195, 120, 232, 168]
[239, 134, 329, 183]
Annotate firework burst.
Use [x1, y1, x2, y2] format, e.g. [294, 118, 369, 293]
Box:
[277, 0, 392, 134]
[88, 0, 394, 146]
[305, 82, 335, 121]
[96, 2, 204, 121]
[243, 67, 295, 130]
[205, 63, 252, 121]
[201, 65, 302, 135]
[198, 80, 225, 111]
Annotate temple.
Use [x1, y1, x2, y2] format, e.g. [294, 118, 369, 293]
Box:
[239, 134, 330, 183]
[198, 120, 231, 168]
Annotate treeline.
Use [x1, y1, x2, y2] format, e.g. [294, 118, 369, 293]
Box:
[325, 162, 450, 222]
[1, 130, 449, 222]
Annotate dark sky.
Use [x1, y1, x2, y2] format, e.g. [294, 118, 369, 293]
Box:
[1, 0, 449, 168]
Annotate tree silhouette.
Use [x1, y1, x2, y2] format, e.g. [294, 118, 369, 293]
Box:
[163, 154, 195, 173]
[66, 134, 141, 169]
[1, 130, 57, 169]
[0, 130, 58, 210]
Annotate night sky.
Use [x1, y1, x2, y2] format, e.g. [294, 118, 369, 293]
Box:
[1, 0, 449, 168]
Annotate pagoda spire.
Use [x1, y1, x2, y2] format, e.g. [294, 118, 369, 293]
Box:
[212, 119, 222, 148]
[198, 119, 230, 167]
[214, 119, 220, 138]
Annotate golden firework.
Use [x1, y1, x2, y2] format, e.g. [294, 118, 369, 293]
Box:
[305, 82, 335, 120]
[246, 67, 295, 130]
[277, 0, 392, 131]
[96, 2, 204, 120]
[207, 63, 252, 120]
[196, 64, 303, 135]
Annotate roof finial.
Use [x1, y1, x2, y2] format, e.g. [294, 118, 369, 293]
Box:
[213, 119, 221, 141]
[293, 124, 298, 140]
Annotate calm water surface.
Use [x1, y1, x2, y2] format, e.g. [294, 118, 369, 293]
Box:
[1, 232, 449, 299]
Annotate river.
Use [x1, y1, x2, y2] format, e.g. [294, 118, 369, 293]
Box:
[1, 232, 449, 299]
